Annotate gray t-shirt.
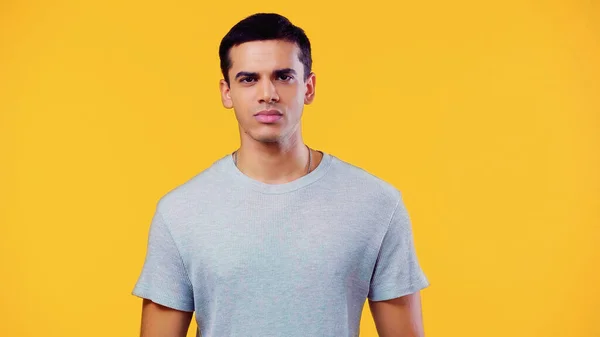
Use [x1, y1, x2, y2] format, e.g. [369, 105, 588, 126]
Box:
[132, 152, 429, 336]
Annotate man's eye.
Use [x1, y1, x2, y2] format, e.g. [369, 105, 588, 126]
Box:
[278, 75, 293, 81]
[240, 78, 255, 83]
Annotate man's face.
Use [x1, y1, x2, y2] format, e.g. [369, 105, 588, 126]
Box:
[219, 40, 315, 144]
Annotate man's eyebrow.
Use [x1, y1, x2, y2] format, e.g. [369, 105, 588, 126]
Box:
[274, 68, 296, 76]
[234, 71, 258, 80]
[234, 68, 297, 80]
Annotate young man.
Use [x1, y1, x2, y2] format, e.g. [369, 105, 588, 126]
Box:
[132, 13, 429, 337]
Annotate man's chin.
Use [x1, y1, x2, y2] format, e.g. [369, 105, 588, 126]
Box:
[247, 130, 285, 143]
[255, 135, 282, 144]
[243, 125, 297, 144]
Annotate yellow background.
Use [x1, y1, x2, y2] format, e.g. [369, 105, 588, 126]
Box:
[1, 0, 598, 336]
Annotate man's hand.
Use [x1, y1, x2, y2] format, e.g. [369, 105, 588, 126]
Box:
[139, 299, 194, 337]
[368, 291, 425, 337]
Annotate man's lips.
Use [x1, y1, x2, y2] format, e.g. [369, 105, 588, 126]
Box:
[254, 109, 282, 116]
[254, 110, 283, 123]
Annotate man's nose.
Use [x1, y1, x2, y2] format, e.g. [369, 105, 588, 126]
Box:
[258, 79, 279, 103]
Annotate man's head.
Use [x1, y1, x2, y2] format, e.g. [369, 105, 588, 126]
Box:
[219, 13, 312, 86]
[218, 13, 316, 144]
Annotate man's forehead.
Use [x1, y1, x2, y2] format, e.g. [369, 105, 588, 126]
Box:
[229, 40, 301, 72]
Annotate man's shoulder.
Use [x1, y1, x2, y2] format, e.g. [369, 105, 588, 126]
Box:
[155, 154, 230, 214]
[328, 154, 402, 203]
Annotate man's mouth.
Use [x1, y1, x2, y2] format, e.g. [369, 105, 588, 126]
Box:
[254, 110, 283, 123]
[254, 109, 282, 116]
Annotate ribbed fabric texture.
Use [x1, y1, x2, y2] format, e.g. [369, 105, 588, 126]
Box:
[132, 152, 429, 337]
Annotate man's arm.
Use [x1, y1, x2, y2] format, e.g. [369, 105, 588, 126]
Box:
[368, 291, 425, 337]
[140, 299, 193, 337]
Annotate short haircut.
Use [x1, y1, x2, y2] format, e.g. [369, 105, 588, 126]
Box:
[218, 13, 312, 85]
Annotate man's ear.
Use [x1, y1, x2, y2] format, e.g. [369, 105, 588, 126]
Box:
[219, 79, 233, 109]
[304, 72, 316, 105]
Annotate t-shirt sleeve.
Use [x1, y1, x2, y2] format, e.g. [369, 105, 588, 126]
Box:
[368, 193, 430, 301]
[132, 205, 195, 312]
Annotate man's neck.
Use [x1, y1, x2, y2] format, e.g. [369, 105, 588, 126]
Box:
[234, 140, 319, 185]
